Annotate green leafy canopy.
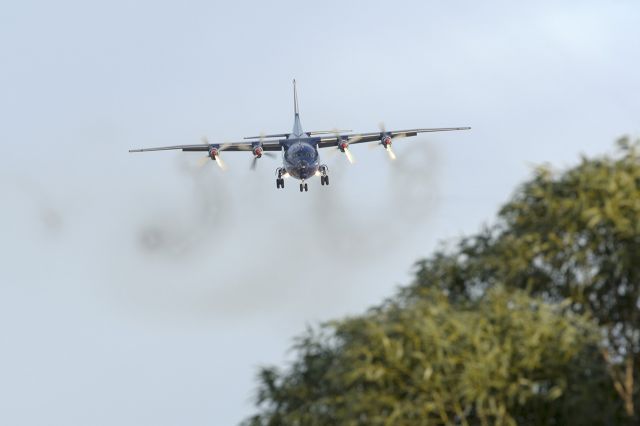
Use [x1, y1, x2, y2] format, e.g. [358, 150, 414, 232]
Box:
[246, 139, 640, 425]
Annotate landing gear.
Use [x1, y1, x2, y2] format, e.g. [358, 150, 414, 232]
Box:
[299, 182, 308, 192]
[275, 168, 285, 189]
[319, 164, 329, 186]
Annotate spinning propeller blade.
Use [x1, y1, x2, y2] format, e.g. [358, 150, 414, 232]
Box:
[197, 156, 210, 168]
[385, 145, 397, 160]
[249, 133, 276, 170]
[199, 136, 229, 170]
[215, 156, 228, 170]
[344, 147, 355, 164]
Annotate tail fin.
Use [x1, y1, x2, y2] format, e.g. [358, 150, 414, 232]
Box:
[293, 79, 299, 115]
[290, 79, 304, 137]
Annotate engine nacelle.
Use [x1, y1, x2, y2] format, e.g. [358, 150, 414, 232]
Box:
[339, 140, 349, 152]
[381, 135, 392, 148]
[209, 147, 219, 159]
[253, 146, 264, 158]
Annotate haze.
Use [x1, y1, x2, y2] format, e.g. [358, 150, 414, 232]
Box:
[1, 1, 638, 425]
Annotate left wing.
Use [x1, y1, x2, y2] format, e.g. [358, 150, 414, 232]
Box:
[129, 140, 283, 153]
[317, 127, 471, 148]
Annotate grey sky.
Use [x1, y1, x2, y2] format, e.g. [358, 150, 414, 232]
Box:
[1, 1, 639, 425]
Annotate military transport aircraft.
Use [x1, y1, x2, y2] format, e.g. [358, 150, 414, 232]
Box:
[129, 80, 470, 192]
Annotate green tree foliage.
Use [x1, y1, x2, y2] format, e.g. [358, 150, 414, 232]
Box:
[246, 141, 639, 425]
[409, 139, 640, 419]
[245, 288, 608, 426]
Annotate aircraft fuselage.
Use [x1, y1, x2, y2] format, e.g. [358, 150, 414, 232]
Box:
[282, 139, 320, 180]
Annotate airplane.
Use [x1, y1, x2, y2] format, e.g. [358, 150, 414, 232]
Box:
[129, 80, 470, 192]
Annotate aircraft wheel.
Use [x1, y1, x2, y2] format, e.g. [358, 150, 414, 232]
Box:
[325, 176, 329, 186]
[304, 183, 308, 192]
[299, 183, 304, 192]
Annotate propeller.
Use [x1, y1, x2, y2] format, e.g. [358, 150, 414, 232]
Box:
[199, 136, 229, 170]
[334, 129, 355, 165]
[250, 133, 276, 171]
[250, 153, 276, 170]
[344, 146, 355, 164]
[379, 122, 397, 161]
[212, 151, 228, 170]
[250, 156, 259, 171]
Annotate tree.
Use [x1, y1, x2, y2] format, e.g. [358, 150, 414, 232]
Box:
[246, 141, 639, 424]
[245, 287, 610, 426]
[409, 139, 640, 420]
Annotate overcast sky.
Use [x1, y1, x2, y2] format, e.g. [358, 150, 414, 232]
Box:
[1, 1, 639, 425]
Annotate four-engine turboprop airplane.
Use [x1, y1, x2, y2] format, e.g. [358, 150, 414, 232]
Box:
[129, 80, 470, 192]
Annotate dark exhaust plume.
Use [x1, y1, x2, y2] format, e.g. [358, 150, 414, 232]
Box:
[116, 142, 443, 322]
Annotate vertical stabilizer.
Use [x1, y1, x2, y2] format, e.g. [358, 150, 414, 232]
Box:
[290, 79, 304, 137]
[293, 79, 299, 116]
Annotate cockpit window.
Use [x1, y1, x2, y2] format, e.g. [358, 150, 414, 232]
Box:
[286, 144, 317, 162]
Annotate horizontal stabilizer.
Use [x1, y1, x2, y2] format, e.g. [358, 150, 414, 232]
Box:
[307, 130, 353, 135]
[244, 133, 289, 140]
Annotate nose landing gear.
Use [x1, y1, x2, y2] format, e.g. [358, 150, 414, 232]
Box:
[299, 182, 308, 192]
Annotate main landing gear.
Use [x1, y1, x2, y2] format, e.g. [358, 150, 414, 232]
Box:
[319, 164, 330, 186]
[276, 166, 329, 192]
[275, 168, 285, 189]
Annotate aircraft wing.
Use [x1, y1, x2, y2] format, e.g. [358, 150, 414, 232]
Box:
[129, 140, 283, 153]
[316, 127, 470, 148]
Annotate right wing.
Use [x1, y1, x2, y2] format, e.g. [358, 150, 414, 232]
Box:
[316, 127, 471, 148]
